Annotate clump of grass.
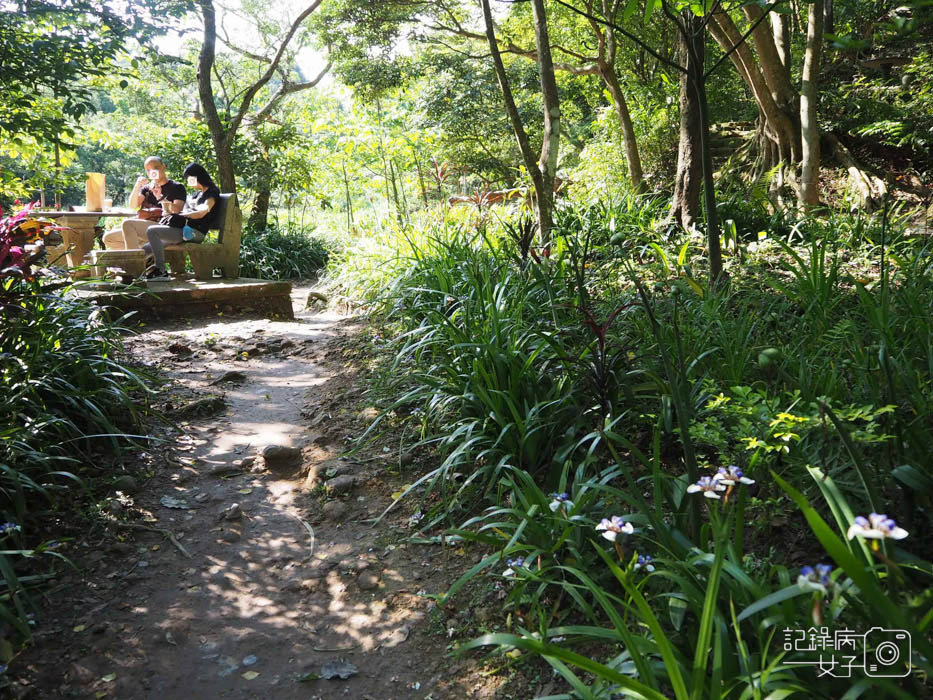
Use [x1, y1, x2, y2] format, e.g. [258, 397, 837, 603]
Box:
[1, 277, 153, 638]
[239, 224, 330, 280]
[334, 197, 933, 697]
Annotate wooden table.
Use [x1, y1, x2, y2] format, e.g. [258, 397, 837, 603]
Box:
[38, 209, 137, 277]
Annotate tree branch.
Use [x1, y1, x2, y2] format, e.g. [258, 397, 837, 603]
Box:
[553, 0, 687, 74]
[705, 0, 789, 79]
[425, 20, 598, 74]
[226, 0, 323, 141]
[252, 60, 332, 123]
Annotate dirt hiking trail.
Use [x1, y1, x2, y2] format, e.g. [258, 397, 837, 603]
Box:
[10, 288, 509, 700]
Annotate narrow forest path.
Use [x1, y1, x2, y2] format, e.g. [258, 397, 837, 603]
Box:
[11, 289, 507, 700]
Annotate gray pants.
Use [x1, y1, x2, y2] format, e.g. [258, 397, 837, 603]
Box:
[144, 225, 184, 270]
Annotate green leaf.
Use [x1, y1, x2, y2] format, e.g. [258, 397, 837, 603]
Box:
[461, 633, 669, 700]
[669, 595, 688, 631]
[736, 584, 808, 622]
[891, 464, 933, 493]
[806, 466, 872, 562]
[772, 471, 933, 664]
[592, 545, 689, 700]
[690, 530, 726, 700]
[644, 0, 661, 22]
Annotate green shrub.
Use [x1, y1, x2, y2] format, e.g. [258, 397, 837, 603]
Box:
[239, 224, 330, 280]
[0, 277, 152, 638]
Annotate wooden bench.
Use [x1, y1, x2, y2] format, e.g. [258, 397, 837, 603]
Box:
[164, 193, 242, 280]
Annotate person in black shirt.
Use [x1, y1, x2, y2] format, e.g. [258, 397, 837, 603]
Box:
[143, 163, 221, 279]
[103, 156, 186, 249]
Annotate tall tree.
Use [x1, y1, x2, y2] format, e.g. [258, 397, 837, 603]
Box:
[800, 0, 825, 208]
[196, 0, 329, 194]
[426, 0, 650, 191]
[481, 0, 561, 239]
[669, 9, 703, 230]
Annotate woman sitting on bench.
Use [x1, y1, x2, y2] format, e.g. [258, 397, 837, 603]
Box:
[143, 163, 221, 280]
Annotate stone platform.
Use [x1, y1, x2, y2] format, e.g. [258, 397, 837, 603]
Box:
[78, 278, 294, 321]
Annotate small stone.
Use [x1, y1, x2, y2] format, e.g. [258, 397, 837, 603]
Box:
[194, 492, 210, 503]
[221, 529, 242, 543]
[261, 444, 302, 475]
[69, 662, 95, 684]
[325, 475, 356, 495]
[221, 503, 242, 521]
[112, 475, 139, 493]
[209, 370, 247, 386]
[358, 571, 380, 591]
[322, 500, 348, 521]
[284, 577, 320, 593]
[240, 456, 256, 469]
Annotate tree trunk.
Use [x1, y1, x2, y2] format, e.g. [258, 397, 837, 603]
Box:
[411, 146, 429, 207]
[196, 0, 324, 195]
[197, 0, 237, 193]
[824, 0, 834, 37]
[342, 160, 353, 229]
[708, 11, 797, 165]
[826, 135, 887, 210]
[480, 0, 552, 238]
[771, 9, 792, 80]
[394, 158, 410, 217]
[248, 188, 271, 231]
[530, 0, 560, 241]
[743, 4, 798, 117]
[800, 0, 824, 209]
[214, 140, 237, 194]
[670, 11, 703, 230]
[600, 64, 645, 193]
[691, 47, 722, 288]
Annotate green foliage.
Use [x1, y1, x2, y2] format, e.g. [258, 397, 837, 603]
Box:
[0, 277, 152, 638]
[238, 224, 330, 280]
[0, 0, 188, 142]
[334, 192, 933, 696]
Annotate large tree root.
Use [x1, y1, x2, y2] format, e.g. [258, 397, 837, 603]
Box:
[826, 133, 887, 210]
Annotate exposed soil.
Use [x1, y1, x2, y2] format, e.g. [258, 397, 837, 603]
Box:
[5, 286, 526, 700]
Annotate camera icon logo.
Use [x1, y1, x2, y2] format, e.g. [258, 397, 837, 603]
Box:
[863, 627, 911, 677]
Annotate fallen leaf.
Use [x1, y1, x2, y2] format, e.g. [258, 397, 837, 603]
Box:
[241, 671, 259, 680]
[160, 495, 190, 509]
[391, 484, 412, 501]
[73, 624, 86, 633]
[102, 672, 117, 682]
[238, 488, 253, 495]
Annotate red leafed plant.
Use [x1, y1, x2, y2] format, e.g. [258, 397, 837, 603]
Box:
[0, 201, 65, 282]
